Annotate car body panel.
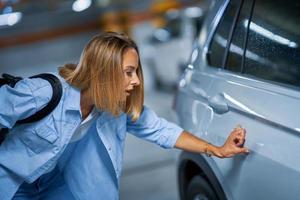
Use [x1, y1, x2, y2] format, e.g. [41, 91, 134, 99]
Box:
[203, 67, 300, 199]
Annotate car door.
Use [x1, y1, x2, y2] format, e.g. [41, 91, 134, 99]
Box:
[202, 0, 300, 199]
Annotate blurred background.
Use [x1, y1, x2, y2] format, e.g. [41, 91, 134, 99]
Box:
[0, 0, 210, 199]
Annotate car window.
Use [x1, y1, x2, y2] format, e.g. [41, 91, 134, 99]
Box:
[243, 0, 300, 88]
[165, 17, 182, 39]
[208, 0, 241, 68]
[226, 0, 254, 72]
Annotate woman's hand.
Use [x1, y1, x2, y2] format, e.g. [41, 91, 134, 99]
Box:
[216, 126, 249, 158]
[175, 127, 249, 158]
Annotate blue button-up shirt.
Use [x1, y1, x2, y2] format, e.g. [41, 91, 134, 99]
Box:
[0, 74, 183, 200]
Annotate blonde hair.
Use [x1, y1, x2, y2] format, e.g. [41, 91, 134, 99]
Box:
[59, 32, 144, 121]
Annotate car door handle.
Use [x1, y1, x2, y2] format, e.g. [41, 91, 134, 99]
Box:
[208, 93, 229, 114]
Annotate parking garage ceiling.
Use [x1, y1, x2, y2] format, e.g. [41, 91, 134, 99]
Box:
[0, 0, 199, 48]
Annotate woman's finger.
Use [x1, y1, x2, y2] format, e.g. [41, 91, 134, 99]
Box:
[235, 138, 245, 147]
[237, 147, 250, 154]
[233, 129, 246, 142]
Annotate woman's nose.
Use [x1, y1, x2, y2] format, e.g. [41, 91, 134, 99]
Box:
[131, 73, 140, 86]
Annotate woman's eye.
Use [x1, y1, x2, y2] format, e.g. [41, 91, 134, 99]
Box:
[125, 71, 133, 77]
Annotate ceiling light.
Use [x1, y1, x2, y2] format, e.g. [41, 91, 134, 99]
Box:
[0, 12, 22, 26]
[72, 0, 92, 12]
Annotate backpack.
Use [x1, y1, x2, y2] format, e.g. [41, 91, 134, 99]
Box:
[0, 73, 63, 144]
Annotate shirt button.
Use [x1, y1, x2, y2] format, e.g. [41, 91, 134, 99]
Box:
[108, 147, 112, 151]
[53, 147, 59, 153]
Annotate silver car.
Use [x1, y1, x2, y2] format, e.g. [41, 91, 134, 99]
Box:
[146, 6, 205, 89]
[174, 0, 300, 199]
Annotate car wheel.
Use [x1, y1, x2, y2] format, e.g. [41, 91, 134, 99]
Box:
[186, 175, 218, 200]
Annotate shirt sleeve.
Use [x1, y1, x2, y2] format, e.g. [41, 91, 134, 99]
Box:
[0, 78, 53, 128]
[126, 106, 183, 149]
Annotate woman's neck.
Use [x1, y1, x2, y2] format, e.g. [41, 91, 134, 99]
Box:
[80, 88, 94, 120]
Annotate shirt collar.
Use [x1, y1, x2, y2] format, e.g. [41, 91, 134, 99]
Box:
[64, 84, 81, 112]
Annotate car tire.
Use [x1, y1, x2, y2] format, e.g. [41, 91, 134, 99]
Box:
[186, 175, 218, 200]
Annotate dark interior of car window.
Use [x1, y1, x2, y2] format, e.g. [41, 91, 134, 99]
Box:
[244, 0, 300, 88]
[226, 0, 254, 73]
[207, 0, 241, 68]
[166, 17, 182, 38]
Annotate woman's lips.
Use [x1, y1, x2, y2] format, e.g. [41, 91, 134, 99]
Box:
[125, 90, 131, 96]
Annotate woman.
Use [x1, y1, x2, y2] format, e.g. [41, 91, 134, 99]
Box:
[0, 32, 248, 200]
